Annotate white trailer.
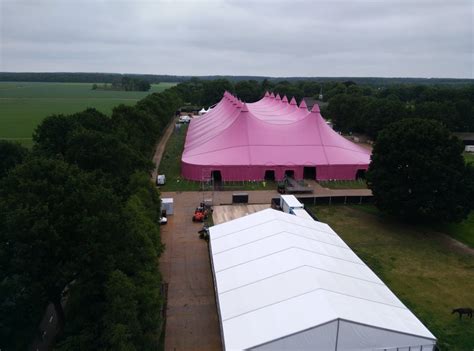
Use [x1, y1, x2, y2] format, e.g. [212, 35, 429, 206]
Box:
[291, 207, 313, 221]
[279, 195, 304, 214]
[161, 198, 174, 215]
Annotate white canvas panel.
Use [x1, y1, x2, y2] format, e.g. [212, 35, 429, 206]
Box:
[337, 321, 436, 351]
[218, 266, 404, 321]
[214, 247, 381, 293]
[211, 215, 347, 255]
[252, 321, 338, 351]
[221, 292, 335, 350]
[212, 231, 363, 272]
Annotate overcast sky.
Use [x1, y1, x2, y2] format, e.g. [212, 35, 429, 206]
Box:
[1, 0, 472, 78]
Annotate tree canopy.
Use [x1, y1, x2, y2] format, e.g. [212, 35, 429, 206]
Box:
[367, 118, 473, 222]
[0, 86, 183, 350]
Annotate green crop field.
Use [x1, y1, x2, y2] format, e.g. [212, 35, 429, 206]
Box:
[312, 205, 474, 350]
[0, 82, 176, 147]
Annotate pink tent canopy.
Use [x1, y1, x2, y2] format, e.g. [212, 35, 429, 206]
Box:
[182, 92, 371, 181]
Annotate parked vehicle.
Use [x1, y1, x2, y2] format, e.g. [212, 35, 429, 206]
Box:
[178, 115, 191, 123]
[192, 202, 213, 222]
[156, 174, 166, 185]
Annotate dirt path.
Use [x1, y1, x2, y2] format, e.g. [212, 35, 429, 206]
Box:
[151, 117, 177, 182]
[159, 192, 222, 351]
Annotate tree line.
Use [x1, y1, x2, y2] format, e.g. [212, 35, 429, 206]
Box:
[92, 76, 151, 92]
[1, 72, 472, 86]
[176, 78, 474, 138]
[0, 88, 183, 350]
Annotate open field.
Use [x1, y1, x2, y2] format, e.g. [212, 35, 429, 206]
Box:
[311, 205, 474, 350]
[0, 82, 176, 147]
[437, 212, 474, 249]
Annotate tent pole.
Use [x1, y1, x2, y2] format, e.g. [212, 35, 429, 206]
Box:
[334, 319, 340, 351]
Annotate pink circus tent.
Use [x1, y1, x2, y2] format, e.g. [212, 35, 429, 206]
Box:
[181, 92, 371, 181]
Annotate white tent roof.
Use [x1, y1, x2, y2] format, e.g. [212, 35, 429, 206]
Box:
[209, 209, 436, 351]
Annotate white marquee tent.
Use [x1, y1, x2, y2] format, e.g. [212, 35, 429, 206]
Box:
[209, 209, 436, 351]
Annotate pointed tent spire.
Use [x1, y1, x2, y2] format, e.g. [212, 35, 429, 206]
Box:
[290, 97, 297, 105]
[275, 94, 281, 101]
[264, 91, 270, 97]
[241, 103, 249, 112]
[299, 99, 307, 109]
[311, 103, 321, 113]
[270, 92, 275, 98]
[282, 95, 288, 103]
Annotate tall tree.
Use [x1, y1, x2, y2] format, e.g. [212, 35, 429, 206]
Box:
[367, 119, 472, 222]
[0, 140, 28, 178]
[0, 157, 123, 339]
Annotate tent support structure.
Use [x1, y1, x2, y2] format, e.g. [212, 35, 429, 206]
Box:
[334, 319, 340, 351]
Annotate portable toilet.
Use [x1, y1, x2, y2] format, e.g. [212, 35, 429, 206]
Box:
[161, 198, 174, 215]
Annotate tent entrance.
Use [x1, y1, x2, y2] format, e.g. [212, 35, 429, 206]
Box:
[303, 167, 316, 179]
[211, 170, 222, 190]
[356, 169, 366, 180]
[211, 170, 222, 182]
[284, 170, 295, 178]
[264, 170, 275, 181]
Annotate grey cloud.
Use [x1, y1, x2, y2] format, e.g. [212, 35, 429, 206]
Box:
[0, 0, 472, 77]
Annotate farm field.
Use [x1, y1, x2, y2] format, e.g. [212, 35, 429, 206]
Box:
[0, 81, 176, 147]
[312, 205, 474, 350]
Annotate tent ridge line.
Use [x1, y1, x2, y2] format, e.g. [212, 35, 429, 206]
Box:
[215, 243, 365, 272]
[213, 230, 356, 256]
[218, 263, 385, 296]
[221, 285, 406, 321]
[213, 213, 337, 240]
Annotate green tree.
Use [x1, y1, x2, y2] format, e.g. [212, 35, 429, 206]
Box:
[367, 119, 472, 222]
[234, 80, 262, 102]
[0, 157, 123, 338]
[0, 140, 28, 178]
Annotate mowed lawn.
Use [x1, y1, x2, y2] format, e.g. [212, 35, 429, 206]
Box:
[464, 152, 474, 164]
[0, 82, 176, 147]
[311, 205, 474, 350]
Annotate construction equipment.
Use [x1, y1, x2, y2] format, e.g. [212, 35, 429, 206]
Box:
[192, 202, 213, 222]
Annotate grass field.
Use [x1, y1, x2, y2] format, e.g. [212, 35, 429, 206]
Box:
[319, 179, 367, 189]
[464, 152, 474, 164]
[0, 82, 176, 147]
[311, 205, 474, 350]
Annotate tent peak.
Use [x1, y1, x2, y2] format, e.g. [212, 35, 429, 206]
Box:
[264, 91, 270, 97]
[241, 103, 249, 112]
[290, 97, 297, 105]
[282, 95, 289, 103]
[299, 99, 307, 109]
[275, 94, 281, 101]
[311, 104, 321, 113]
[270, 92, 275, 98]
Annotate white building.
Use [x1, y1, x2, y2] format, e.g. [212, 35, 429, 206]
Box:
[209, 209, 436, 351]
